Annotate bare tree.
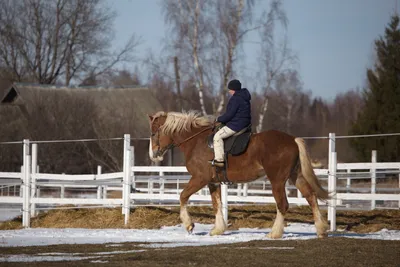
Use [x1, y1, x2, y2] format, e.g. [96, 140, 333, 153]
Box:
[162, 0, 292, 119]
[0, 0, 140, 85]
[162, 0, 212, 115]
[144, 51, 211, 112]
[110, 69, 141, 87]
[213, 0, 247, 114]
[329, 89, 363, 162]
[255, 0, 296, 133]
[263, 70, 305, 134]
[173, 56, 183, 111]
[279, 71, 306, 133]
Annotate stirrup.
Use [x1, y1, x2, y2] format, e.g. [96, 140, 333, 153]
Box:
[208, 159, 225, 167]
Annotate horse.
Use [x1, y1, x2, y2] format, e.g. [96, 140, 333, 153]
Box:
[148, 110, 330, 238]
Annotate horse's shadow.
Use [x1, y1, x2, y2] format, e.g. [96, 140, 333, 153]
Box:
[192, 232, 210, 236]
[221, 231, 317, 237]
[192, 230, 370, 238]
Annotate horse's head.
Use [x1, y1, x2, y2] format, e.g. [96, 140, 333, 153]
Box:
[148, 112, 174, 162]
[148, 110, 214, 162]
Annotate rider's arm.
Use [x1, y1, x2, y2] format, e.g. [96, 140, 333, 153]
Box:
[217, 98, 239, 123]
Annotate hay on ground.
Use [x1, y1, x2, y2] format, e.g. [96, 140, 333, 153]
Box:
[1, 204, 399, 233]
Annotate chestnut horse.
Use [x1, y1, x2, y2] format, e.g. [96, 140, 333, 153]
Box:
[148, 110, 330, 238]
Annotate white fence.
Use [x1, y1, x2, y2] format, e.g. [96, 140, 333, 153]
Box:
[0, 133, 399, 232]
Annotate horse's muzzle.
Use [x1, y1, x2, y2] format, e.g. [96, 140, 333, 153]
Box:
[153, 149, 161, 158]
[149, 156, 163, 162]
[149, 139, 164, 162]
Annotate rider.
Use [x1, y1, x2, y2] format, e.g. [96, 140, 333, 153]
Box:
[209, 79, 252, 167]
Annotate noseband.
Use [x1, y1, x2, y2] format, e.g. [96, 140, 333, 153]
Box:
[153, 128, 173, 157]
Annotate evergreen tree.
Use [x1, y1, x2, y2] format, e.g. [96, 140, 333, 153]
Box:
[350, 14, 400, 162]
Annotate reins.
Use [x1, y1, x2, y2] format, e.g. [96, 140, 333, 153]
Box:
[154, 117, 215, 156]
[173, 126, 213, 147]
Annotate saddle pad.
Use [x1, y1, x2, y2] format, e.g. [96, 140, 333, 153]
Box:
[207, 131, 252, 156]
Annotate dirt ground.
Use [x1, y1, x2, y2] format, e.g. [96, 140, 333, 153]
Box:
[0, 238, 399, 267]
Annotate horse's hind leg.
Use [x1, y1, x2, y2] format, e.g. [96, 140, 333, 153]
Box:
[208, 183, 226, 236]
[291, 172, 328, 238]
[180, 177, 208, 234]
[268, 177, 289, 239]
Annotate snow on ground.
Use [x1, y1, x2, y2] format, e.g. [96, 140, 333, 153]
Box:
[0, 209, 21, 222]
[1, 223, 399, 249]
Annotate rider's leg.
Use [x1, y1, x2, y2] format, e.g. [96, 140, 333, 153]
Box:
[212, 126, 236, 166]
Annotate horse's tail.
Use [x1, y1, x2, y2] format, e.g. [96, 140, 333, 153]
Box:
[295, 137, 330, 201]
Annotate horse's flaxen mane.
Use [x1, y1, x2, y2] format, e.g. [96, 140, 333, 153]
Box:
[154, 110, 214, 135]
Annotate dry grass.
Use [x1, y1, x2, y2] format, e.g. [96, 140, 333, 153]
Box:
[1, 204, 399, 233]
[32, 206, 125, 228]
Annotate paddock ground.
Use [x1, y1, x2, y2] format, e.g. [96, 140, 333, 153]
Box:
[1, 205, 399, 266]
[0, 238, 399, 267]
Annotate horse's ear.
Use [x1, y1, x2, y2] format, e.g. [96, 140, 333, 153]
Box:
[148, 114, 153, 122]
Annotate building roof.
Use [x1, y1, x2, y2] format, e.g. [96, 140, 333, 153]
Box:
[0, 83, 162, 137]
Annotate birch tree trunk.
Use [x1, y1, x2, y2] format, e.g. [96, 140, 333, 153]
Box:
[173, 56, 183, 111]
[191, 0, 207, 115]
[216, 0, 245, 115]
[256, 96, 269, 133]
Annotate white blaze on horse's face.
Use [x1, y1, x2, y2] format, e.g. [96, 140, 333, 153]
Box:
[148, 114, 171, 162]
[149, 136, 164, 162]
[148, 114, 164, 162]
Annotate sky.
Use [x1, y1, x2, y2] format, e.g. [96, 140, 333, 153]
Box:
[106, 0, 399, 101]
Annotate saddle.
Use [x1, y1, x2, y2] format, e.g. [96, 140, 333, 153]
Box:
[207, 124, 252, 184]
[207, 124, 252, 156]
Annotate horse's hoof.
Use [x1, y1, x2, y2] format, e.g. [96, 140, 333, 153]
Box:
[187, 223, 195, 234]
[210, 228, 224, 236]
[267, 232, 283, 239]
[317, 232, 328, 238]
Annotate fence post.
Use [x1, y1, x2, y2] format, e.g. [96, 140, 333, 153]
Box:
[22, 139, 31, 228]
[30, 143, 37, 217]
[102, 185, 107, 199]
[297, 187, 302, 205]
[20, 166, 23, 197]
[346, 169, 351, 193]
[371, 150, 377, 210]
[328, 133, 336, 167]
[97, 166, 102, 199]
[159, 171, 165, 195]
[131, 146, 135, 192]
[243, 183, 248, 197]
[328, 152, 337, 232]
[159, 171, 164, 205]
[122, 134, 132, 225]
[221, 183, 228, 224]
[327, 133, 335, 222]
[36, 166, 40, 198]
[60, 173, 65, 199]
[237, 184, 242, 196]
[346, 169, 351, 208]
[398, 169, 400, 209]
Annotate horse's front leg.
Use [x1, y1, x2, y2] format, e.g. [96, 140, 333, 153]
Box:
[180, 177, 208, 234]
[208, 183, 226, 236]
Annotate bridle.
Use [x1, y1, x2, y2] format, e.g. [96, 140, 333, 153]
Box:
[152, 125, 213, 156]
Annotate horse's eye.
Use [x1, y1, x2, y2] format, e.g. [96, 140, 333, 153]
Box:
[151, 133, 156, 137]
